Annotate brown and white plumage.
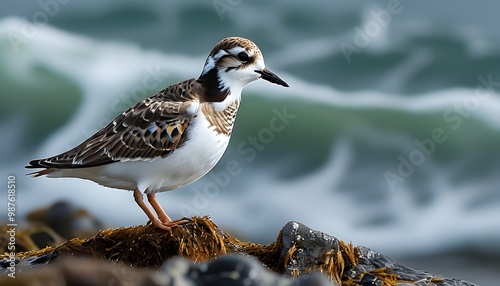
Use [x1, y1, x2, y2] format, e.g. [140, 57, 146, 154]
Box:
[28, 79, 201, 171]
[26, 37, 288, 231]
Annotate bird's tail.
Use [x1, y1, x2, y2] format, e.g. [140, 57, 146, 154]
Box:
[26, 168, 55, 177]
[26, 160, 56, 177]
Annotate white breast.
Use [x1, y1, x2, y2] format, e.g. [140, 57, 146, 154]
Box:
[47, 100, 238, 194]
[140, 110, 231, 193]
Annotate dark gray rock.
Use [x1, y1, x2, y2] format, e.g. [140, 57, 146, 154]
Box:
[0, 255, 330, 286]
[160, 255, 330, 286]
[351, 246, 477, 286]
[279, 221, 477, 286]
[280, 221, 340, 278]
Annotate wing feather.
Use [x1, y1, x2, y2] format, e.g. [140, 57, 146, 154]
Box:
[27, 79, 202, 171]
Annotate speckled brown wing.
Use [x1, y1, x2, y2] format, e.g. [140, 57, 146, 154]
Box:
[27, 79, 201, 170]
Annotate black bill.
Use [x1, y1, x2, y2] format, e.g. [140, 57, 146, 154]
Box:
[255, 68, 289, 87]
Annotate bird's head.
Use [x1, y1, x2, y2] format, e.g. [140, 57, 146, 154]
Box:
[198, 37, 288, 101]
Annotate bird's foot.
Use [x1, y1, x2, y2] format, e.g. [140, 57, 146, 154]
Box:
[149, 217, 192, 231]
[149, 218, 174, 232]
[167, 217, 192, 227]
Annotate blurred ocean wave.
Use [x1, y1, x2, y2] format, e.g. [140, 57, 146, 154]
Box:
[1, 1, 499, 284]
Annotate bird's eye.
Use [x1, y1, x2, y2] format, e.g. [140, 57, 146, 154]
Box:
[237, 52, 249, 62]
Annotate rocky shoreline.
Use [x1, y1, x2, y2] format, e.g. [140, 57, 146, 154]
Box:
[0, 214, 475, 286]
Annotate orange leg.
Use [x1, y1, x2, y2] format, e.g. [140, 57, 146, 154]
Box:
[147, 193, 172, 223]
[147, 193, 191, 227]
[133, 188, 172, 231]
[134, 189, 190, 230]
